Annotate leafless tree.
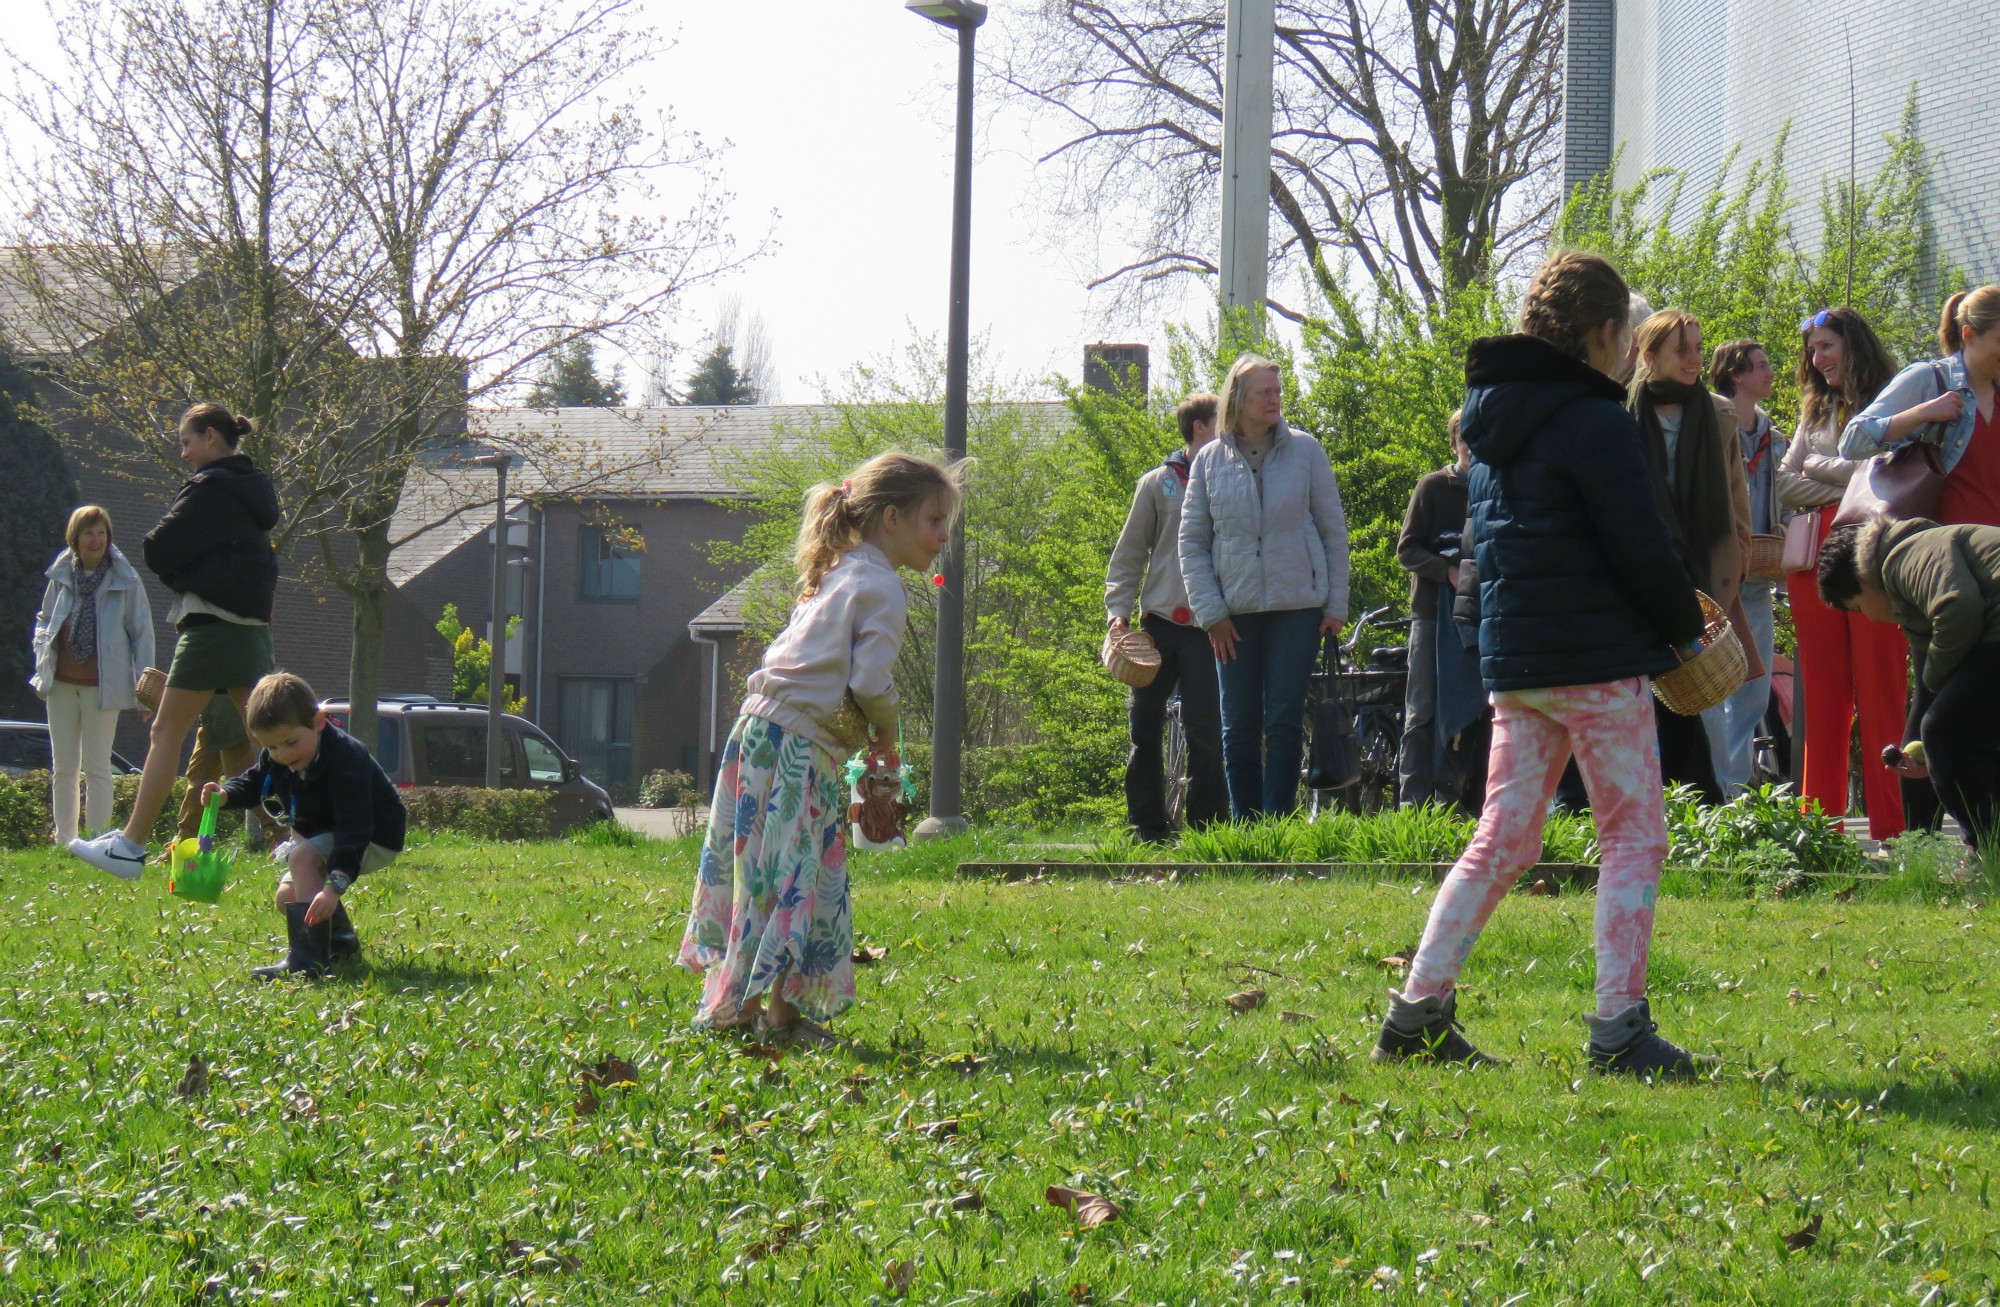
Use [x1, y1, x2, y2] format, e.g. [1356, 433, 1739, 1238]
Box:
[994, 0, 1566, 318]
[3, 0, 755, 752]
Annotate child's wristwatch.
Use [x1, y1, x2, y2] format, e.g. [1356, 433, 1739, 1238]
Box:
[327, 870, 354, 896]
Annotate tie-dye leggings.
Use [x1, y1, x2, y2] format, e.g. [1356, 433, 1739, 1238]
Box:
[1404, 677, 1667, 1017]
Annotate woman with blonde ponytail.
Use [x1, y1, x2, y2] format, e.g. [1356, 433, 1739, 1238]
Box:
[680, 451, 963, 1044]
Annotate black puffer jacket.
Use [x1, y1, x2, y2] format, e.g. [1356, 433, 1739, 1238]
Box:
[1462, 334, 1704, 691]
[142, 455, 282, 622]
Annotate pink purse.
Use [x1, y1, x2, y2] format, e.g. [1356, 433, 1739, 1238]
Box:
[1780, 509, 1820, 573]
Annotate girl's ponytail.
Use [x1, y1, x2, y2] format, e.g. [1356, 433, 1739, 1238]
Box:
[1940, 291, 1970, 355]
[795, 481, 864, 598]
[1939, 286, 2000, 357]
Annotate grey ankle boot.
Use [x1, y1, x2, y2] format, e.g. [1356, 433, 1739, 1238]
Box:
[251, 902, 333, 981]
[1372, 989, 1497, 1066]
[1586, 1000, 1715, 1079]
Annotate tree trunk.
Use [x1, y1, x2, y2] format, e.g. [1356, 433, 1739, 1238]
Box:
[344, 518, 393, 757]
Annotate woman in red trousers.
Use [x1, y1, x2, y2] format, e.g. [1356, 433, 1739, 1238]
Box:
[1778, 307, 1906, 837]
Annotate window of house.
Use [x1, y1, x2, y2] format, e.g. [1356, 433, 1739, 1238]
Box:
[579, 525, 641, 601]
[557, 677, 634, 788]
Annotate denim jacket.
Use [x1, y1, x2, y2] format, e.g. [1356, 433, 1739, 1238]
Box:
[1841, 354, 1975, 472]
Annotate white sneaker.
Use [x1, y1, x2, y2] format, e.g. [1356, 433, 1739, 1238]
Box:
[69, 831, 147, 881]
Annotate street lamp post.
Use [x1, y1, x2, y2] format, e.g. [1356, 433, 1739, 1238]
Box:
[468, 452, 512, 789]
[908, 0, 985, 842]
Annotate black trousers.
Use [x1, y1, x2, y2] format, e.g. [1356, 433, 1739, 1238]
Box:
[1903, 638, 1946, 832]
[1126, 614, 1227, 835]
[1918, 643, 2000, 848]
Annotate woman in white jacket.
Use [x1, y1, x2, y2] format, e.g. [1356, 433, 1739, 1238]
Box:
[30, 506, 155, 845]
[1179, 355, 1350, 817]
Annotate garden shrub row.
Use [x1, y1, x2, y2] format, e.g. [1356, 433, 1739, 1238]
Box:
[0, 772, 184, 851]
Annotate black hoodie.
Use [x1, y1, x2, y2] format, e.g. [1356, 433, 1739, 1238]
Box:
[142, 454, 282, 622]
[1461, 334, 1703, 692]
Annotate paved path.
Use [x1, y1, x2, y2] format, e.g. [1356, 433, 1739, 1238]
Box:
[615, 806, 709, 839]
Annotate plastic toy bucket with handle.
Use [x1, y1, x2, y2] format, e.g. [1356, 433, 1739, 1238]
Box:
[168, 793, 233, 905]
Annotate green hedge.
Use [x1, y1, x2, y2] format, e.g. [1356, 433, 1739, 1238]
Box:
[0, 771, 185, 851]
[403, 787, 552, 841]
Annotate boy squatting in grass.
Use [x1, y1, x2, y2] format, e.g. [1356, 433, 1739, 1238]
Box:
[202, 671, 407, 980]
[678, 452, 963, 1046]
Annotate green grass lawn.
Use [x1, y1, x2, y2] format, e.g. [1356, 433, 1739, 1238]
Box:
[1, 832, 1997, 1304]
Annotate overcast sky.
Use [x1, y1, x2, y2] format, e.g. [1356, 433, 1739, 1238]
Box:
[0, 1, 1207, 404]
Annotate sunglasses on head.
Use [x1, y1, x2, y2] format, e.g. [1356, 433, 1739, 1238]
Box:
[1800, 308, 1838, 333]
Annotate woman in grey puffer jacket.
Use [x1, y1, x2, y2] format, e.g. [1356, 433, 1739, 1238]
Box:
[1179, 355, 1349, 816]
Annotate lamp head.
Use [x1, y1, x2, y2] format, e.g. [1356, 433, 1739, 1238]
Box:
[906, 0, 987, 27]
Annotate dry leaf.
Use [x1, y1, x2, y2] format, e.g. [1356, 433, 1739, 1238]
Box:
[1045, 1185, 1122, 1228]
[948, 1053, 983, 1076]
[951, 1191, 984, 1212]
[1458, 1239, 1494, 1254]
[1832, 885, 1856, 902]
[580, 1056, 638, 1088]
[1465, 1211, 1494, 1227]
[1528, 878, 1557, 897]
[1224, 988, 1267, 1013]
[177, 1056, 209, 1100]
[1376, 950, 1414, 971]
[1068, 1286, 1093, 1304]
[42, 1142, 62, 1163]
[573, 1084, 600, 1118]
[852, 945, 889, 965]
[1280, 1011, 1316, 1024]
[1337, 1092, 1363, 1106]
[417, 1297, 455, 1307]
[285, 1092, 320, 1121]
[915, 1118, 960, 1139]
[843, 1083, 868, 1105]
[1782, 1213, 1822, 1251]
[883, 1256, 921, 1295]
[739, 1044, 785, 1063]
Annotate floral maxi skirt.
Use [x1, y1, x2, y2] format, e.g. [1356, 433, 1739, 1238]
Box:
[678, 713, 853, 1026]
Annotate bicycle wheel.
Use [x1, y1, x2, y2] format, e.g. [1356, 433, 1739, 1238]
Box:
[1164, 698, 1191, 829]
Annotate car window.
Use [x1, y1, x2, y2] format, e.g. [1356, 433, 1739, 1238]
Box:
[0, 730, 53, 771]
[418, 719, 518, 785]
[518, 731, 565, 784]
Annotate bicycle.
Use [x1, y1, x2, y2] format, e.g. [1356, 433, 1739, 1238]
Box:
[1163, 694, 1190, 829]
[1302, 607, 1410, 817]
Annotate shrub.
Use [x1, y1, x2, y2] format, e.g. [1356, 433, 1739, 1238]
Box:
[570, 818, 643, 848]
[1662, 782, 1863, 876]
[1, 771, 183, 850]
[402, 787, 552, 841]
[637, 769, 698, 809]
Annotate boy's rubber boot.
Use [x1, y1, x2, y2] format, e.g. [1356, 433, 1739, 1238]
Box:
[251, 903, 333, 981]
[1372, 989, 1498, 1066]
[1586, 999, 1717, 1079]
[327, 902, 361, 962]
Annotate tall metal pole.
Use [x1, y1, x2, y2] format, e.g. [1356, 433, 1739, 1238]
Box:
[1219, 0, 1274, 352]
[914, 6, 981, 840]
[484, 455, 511, 788]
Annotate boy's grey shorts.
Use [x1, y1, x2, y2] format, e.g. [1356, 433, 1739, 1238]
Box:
[276, 834, 397, 896]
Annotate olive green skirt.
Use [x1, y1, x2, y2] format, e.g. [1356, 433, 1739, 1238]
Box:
[165, 621, 275, 693]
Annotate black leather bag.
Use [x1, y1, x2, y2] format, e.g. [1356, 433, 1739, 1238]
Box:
[1305, 696, 1360, 791]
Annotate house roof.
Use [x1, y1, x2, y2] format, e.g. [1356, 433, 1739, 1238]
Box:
[0, 245, 201, 359]
[688, 573, 761, 634]
[386, 399, 1070, 588]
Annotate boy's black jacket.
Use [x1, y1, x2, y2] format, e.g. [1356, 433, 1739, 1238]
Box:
[221, 724, 407, 878]
[142, 454, 282, 622]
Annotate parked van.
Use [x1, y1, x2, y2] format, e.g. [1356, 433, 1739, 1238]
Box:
[319, 699, 613, 835]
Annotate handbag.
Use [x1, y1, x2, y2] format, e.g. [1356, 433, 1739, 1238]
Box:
[1830, 362, 1955, 528]
[1830, 440, 1947, 527]
[1780, 509, 1821, 573]
[1303, 695, 1360, 791]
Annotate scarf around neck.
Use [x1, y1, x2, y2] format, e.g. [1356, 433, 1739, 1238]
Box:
[1633, 378, 1732, 592]
[68, 554, 111, 663]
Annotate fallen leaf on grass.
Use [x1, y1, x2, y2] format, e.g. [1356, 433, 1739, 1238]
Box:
[1337, 1092, 1363, 1106]
[948, 1053, 983, 1076]
[1832, 885, 1857, 902]
[42, 1142, 62, 1163]
[573, 1083, 600, 1118]
[501, 1238, 580, 1276]
[1458, 1239, 1494, 1254]
[1376, 950, 1415, 972]
[915, 1118, 960, 1139]
[1782, 1213, 1822, 1252]
[883, 1256, 921, 1295]
[1045, 1186, 1122, 1228]
[951, 1191, 984, 1212]
[1068, 1286, 1093, 1304]
[852, 945, 889, 964]
[739, 1044, 785, 1063]
[1464, 1212, 1494, 1227]
[1224, 989, 1267, 1013]
[284, 1092, 320, 1122]
[1280, 1011, 1316, 1024]
[177, 1056, 209, 1100]
[1528, 878, 1557, 897]
[580, 1056, 638, 1088]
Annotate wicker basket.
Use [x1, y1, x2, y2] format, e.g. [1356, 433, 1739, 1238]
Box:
[1748, 533, 1786, 581]
[134, 666, 167, 713]
[1101, 627, 1162, 688]
[1653, 591, 1747, 716]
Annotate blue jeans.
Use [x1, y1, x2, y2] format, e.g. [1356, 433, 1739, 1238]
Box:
[1702, 580, 1776, 797]
[1215, 608, 1323, 818]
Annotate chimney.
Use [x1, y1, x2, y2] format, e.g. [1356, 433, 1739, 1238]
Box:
[1083, 343, 1149, 398]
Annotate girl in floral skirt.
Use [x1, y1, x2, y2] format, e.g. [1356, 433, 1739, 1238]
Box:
[679, 452, 961, 1044]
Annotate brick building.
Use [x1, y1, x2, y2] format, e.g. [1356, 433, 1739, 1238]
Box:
[1564, 0, 2000, 278]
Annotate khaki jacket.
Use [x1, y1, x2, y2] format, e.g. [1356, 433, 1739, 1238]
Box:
[1861, 515, 2000, 692]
